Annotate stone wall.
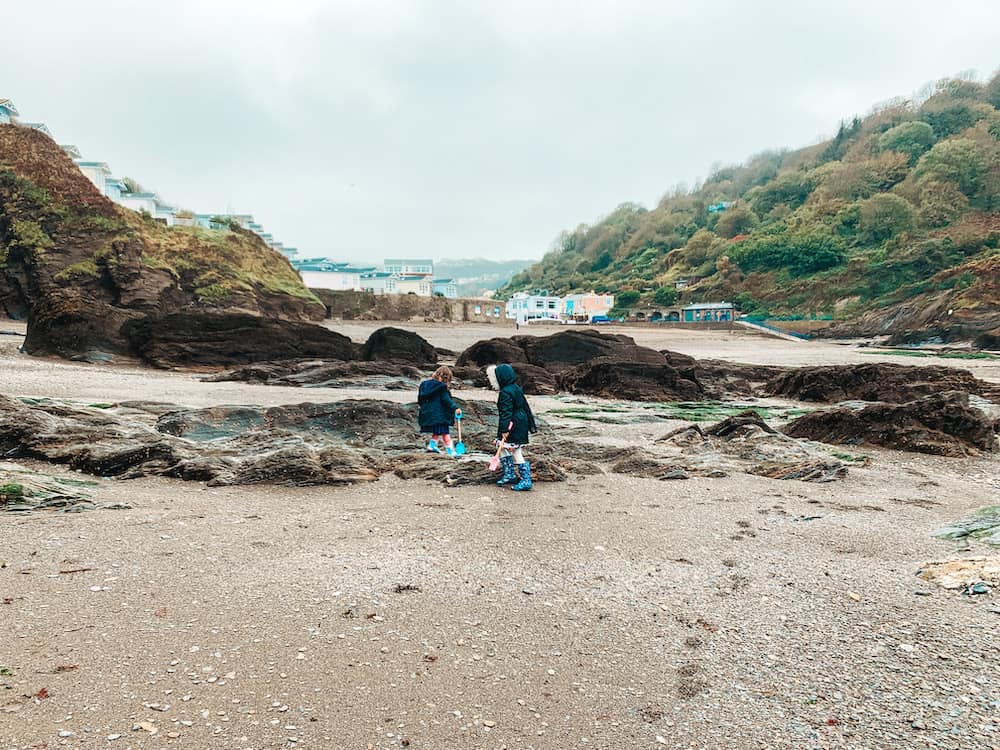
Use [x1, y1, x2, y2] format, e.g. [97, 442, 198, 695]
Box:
[312, 289, 509, 325]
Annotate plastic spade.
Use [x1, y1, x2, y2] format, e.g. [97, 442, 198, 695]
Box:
[454, 409, 466, 455]
[489, 422, 513, 472]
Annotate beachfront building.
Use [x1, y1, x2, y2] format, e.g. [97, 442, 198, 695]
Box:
[118, 191, 158, 215]
[152, 197, 177, 226]
[297, 262, 376, 291]
[0, 99, 19, 124]
[563, 292, 615, 322]
[23, 122, 52, 137]
[383, 259, 433, 277]
[506, 291, 562, 322]
[61, 145, 82, 159]
[396, 275, 433, 296]
[360, 272, 397, 295]
[75, 161, 112, 194]
[682, 301, 735, 322]
[432, 278, 458, 298]
[103, 176, 128, 202]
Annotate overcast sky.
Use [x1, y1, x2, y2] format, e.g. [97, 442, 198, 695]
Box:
[3, 1, 998, 263]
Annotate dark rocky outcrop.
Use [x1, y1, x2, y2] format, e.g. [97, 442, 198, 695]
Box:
[123, 314, 358, 368]
[205, 359, 423, 385]
[783, 391, 999, 456]
[0, 389, 859, 506]
[455, 329, 682, 398]
[512, 329, 666, 372]
[765, 363, 988, 404]
[455, 337, 530, 368]
[976, 326, 1000, 351]
[1, 124, 326, 363]
[359, 326, 438, 366]
[557, 360, 704, 402]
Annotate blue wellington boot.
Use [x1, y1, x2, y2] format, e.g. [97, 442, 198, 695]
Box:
[496, 455, 517, 485]
[511, 461, 532, 491]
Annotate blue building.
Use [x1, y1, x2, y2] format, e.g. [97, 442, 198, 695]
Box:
[0, 99, 19, 124]
[682, 302, 735, 322]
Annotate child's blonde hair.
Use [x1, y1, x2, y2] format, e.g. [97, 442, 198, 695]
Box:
[432, 366, 453, 387]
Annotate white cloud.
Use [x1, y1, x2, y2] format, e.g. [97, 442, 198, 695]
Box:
[1, 0, 998, 262]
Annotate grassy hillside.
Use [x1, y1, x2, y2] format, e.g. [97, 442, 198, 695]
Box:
[0, 125, 321, 317]
[502, 73, 1000, 323]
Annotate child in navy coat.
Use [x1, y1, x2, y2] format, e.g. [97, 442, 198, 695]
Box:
[488, 363, 537, 491]
[417, 366, 459, 456]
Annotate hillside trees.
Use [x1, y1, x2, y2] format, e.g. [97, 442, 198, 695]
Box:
[499, 72, 1000, 318]
[878, 121, 936, 164]
[714, 205, 758, 238]
[915, 138, 987, 200]
[858, 194, 917, 243]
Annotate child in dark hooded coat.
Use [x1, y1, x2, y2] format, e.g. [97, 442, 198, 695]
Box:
[417, 366, 459, 456]
[488, 363, 537, 491]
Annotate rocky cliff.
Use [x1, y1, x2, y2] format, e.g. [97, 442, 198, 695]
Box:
[0, 124, 333, 362]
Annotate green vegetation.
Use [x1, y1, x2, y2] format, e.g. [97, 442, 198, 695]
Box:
[1, 145, 320, 311]
[860, 349, 1000, 361]
[0, 482, 25, 504]
[548, 399, 813, 423]
[501, 72, 1000, 320]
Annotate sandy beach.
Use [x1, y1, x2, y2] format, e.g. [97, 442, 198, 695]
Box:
[2, 321, 999, 749]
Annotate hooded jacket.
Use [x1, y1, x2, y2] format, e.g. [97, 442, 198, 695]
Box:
[492, 363, 537, 444]
[417, 378, 457, 430]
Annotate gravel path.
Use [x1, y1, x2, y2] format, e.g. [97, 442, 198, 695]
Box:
[2, 321, 999, 749]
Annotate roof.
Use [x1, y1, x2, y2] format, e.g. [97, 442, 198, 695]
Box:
[683, 302, 734, 310]
[384, 258, 433, 265]
[361, 272, 394, 278]
[298, 263, 374, 273]
[24, 122, 52, 136]
[0, 99, 19, 116]
[433, 278, 454, 284]
[60, 144, 82, 158]
[75, 160, 111, 172]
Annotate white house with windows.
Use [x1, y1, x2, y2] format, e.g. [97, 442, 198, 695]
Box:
[118, 191, 158, 215]
[0, 99, 19, 124]
[75, 161, 112, 194]
[506, 291, 563, 322]
[103, 176, 128, 202]
[432, 278, 458, 298]
[361, 272, 397, 294]
[383, 259, 433, 277]
[152, 197, 178, 226]
[297, 262, 377, 291]
[396, 275, 433, 296]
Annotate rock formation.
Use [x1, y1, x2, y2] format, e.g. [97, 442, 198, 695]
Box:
[358, 326, 438, 366]
[782, 391, 999, 456]
[765, 363, 988, 403]
[0, 124, 329, 364]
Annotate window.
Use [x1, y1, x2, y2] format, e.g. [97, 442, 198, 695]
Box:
[535, 300, 544, 309]
[548, 300, 556, 309]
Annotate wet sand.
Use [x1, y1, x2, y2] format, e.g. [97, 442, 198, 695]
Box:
[2, 321, 998, 749]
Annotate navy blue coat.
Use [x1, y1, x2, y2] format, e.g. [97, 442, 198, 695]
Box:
[494, 364, 537, 444]
[417, 379, 457, 432]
